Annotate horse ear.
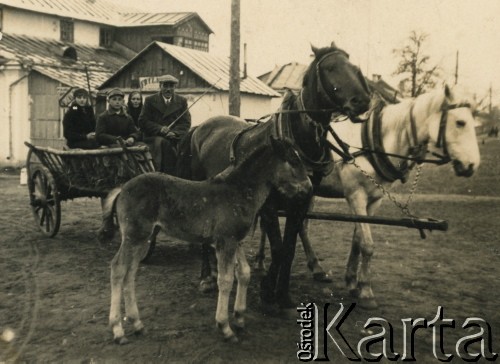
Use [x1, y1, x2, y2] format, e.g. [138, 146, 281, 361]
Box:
[270, 136, 290, 159]
[330, 41, 337, 48]
[444, 84, 452, 99]
[311, 44, 319, 56]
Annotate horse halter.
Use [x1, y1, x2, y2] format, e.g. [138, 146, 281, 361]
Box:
[315, 50, 350, 111]
[433, 102, 471, 163]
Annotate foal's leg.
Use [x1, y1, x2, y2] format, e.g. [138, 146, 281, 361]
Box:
[233, 245, 251, 330]
[110, 224, 151, 344]
[123, 241, 150, 335]
[109, 243, 131, 344]
[215, 239, 238, 341]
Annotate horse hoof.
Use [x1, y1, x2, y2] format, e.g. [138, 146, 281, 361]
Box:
[358, 297, 378, 310]
[199, 278, 217, 293]
[114, 336, 129, 345]
[313, 272, 333, 283]
[224, 335, 239, 344]
[134, 327, 146, 336]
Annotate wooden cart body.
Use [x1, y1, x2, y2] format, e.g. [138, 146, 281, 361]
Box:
[24, 142, 155, 237]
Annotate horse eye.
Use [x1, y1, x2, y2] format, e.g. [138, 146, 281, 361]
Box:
[456, 120, 466, 128]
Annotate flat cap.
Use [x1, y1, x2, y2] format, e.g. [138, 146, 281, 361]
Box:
[157, 74, 179, 84]
[73, 88, 89, 97]
[107, 88, 125, 98]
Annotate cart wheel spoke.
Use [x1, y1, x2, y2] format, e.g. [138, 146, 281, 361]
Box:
[39, 208, 46, 227]
[28, 166, 61, 238]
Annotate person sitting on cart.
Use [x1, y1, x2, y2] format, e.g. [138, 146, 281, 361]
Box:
[96, 88, 141, 147]
[63, 88, 99, 149]
[138, 74, 191, 174]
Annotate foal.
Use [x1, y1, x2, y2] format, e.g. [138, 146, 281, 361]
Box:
[100, 137, 312, 344]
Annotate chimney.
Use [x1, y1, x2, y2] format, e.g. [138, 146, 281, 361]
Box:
[372, 74, 381, 82]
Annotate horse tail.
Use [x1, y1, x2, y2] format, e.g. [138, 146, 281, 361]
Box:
[176, 126, 198, 179]
[97, 187, 122, 243]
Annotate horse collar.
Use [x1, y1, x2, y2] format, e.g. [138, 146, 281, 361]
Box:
[361, 100, 410, 183]
[407, 102, 429, 163]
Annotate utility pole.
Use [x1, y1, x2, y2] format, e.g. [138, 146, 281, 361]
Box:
[229, 0, 241, 116]
[454, 50, 459, 85]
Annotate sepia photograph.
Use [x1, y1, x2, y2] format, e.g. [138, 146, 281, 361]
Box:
[0, 0, 498, 362]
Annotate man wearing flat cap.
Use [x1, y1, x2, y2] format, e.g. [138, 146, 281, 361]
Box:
[139, 74, 191, 174]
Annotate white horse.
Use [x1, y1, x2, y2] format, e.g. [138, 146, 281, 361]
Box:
[256, 84, 480, 309]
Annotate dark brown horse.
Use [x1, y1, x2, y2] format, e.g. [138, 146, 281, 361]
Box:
[101, 137, 312, 344]
[175, 43, 372, 310]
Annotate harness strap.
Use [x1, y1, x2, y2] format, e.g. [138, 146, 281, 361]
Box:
[274, 90, 334, 176]
[229, 123, 261, 164]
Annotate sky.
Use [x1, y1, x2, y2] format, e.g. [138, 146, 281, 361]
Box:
[112, 0, 500, 106]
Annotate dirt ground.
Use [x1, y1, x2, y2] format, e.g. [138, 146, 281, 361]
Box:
[1, 141, 499, 363]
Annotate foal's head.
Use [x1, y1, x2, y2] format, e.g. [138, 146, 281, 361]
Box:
[268, 137, 312, 200]
[223, 137, 312, 201]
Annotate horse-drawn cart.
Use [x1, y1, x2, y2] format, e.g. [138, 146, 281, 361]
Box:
[24, 142, 155, 237]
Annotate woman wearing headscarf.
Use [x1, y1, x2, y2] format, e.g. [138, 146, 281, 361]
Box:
[126, 91, 143, 129]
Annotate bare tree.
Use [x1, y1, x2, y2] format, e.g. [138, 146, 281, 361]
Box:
[393, 31, 440, 97]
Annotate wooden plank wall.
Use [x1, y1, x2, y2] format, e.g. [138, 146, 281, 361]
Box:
[29, 73, 66, 149]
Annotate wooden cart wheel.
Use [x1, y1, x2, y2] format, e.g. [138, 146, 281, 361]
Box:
[28, 166, 61, 237]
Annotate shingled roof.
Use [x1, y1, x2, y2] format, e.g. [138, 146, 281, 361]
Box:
[0, 0, 213, 32]
[0, 33, 128, 89]
[100, 42, 280, 97]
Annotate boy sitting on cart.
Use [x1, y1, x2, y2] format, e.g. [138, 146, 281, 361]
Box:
[96, 88, 142, 147]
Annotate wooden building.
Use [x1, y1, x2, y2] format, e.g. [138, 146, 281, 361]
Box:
[0, 0, 213, 166]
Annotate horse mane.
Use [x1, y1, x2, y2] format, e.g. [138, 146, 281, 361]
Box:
[280, 88, 296, 110]
[211, 141, 271, 184]
[176, 126, 198, 179]
[302, 44, 349, 88]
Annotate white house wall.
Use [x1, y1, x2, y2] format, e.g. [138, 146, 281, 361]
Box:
[0, 67, 31, 167]
[2, 8, 59, 39]
[2, 7, 100, 45]
[180, 92, 275, 126]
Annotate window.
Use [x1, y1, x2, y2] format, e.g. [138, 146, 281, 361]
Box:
[60, 19, 74, 42]
[99, 28, 113, 47]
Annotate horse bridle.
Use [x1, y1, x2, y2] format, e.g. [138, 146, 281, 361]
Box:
[432, 102, 471, 163]
[315, 50, 370, 117]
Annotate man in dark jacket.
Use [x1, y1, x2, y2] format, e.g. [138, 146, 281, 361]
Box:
[139, 74, 191, 174]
